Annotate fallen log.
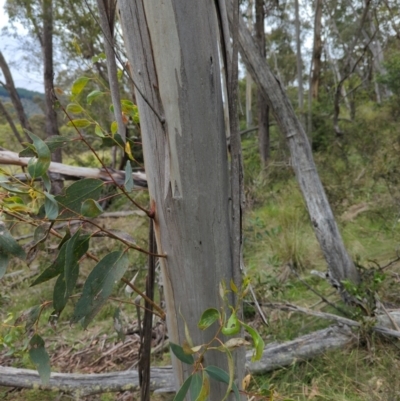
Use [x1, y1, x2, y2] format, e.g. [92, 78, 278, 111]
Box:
[0, 149, 147, 188]
[0, 325, 354, 397]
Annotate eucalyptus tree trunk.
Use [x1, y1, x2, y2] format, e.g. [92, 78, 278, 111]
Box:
[294, 0, 303, 111]
[228, 3, 361, 287]
[255, 0, 269, 166]
[42, 0, 63, 194]
[245, 0, 254, 128]
[0, 51, 32, 142]
[118, 1, 242, 399]
[310, 0, 323, 100]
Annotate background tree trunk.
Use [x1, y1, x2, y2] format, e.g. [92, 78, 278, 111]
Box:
[255, 0, 270, 166]
[118, 1, 242, 398]
[228, 3, 361, 287]
[310, 0, 323, 100]
[0, 51, 32, 142]
[42, 0, 63, 194]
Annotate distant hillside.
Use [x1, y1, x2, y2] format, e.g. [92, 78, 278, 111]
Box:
[0, 87, 44, 100]
[0, 87, 44, 117]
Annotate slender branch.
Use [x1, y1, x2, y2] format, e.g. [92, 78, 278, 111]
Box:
[120, 277, 165, 320]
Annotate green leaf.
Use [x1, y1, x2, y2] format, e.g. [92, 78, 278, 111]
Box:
[173, 374, 193, 401]
[0, 223, 26, 260]
[169, 342, 195, 365]
[31, 243, 67, 286]
[196, 372, 210, 401]
[29, 334, 51, 385]
[55, 179, 104, 219]
[67, 119, 92, 129]
[87, 90, 103, 105]
[27, 133, 51, 179]
[204, 366, 240, 401]
[81, 199, 103, 218]
[198, 308, 220, 330]
[44, 193, 59, 220]
[53, 231, 90, 314]
[42, 173, 51, 192]
[64, 231, 90, 296]
[230, 278, 238, 294]
[24, 305, 41, 332]
[0, 251, 9, 279]
[111, 121, 118, 135]
[124, 161, 133, 192]
[71, 76, 90, 96]
[91, 52, 106, 63]
[241, 322, 265, 362]
[20, 137, 72, 157]
[0, 181, 29, 194]
[71, 251, 129, 328]
[94, 124, 105, 137]
[66, 103, 83, 114]
[221, 311, 241, 336]
[190, 373, 202, 401]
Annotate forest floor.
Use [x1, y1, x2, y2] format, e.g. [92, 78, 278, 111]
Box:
[2, 134, 400, 400]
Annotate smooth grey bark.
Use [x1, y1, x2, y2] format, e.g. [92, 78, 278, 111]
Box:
[96, 0, 126, 142]
[245, 0, 254, 128]
[227, 2, 360, 286]
[118, 1, 241, 399]
[0, 51, 32, 142]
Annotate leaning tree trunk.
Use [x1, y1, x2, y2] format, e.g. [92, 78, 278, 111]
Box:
[0, 51, 32, 142]
[227, 2, 360, 287]
[118, 1, 242, 399]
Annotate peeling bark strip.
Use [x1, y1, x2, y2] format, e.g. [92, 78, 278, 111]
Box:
[227, 2, 360, 286]
[118, 1, 241, 398]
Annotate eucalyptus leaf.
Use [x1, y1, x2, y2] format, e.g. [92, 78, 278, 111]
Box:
[190, 373, 202, 401]
[29, 334, 51, 385]
[169, 342, 195, 365]
[81, 199, 103, 218]
[44, 193, 59, 220]
[204, 366, 240, 401]
[71, 251, 129, 328]
[27, 133, 51, 179]
[124, 161, 133, 192]
[173, 374, 192, 401]
[198, 308, 220, 330]
[0, 223, 26, 260]
[241, 322, 265, 362]
[71, 76, 90, 96]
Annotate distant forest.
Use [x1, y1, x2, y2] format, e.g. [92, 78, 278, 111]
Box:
[0, 86, 44, 100]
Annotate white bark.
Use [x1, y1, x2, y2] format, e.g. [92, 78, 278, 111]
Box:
[118, 1, 240, 398]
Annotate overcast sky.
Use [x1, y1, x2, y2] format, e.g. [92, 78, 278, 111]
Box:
[0, 0, 44, 92]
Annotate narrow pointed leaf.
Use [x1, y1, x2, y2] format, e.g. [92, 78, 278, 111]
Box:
[44, 193, 59, 220]
[94, 124, 105, 137]
[29, 334, 51, 385]
[169, 342, 195, 365]
[27, 133, 51, 179]
[124, 161, 134, 192]
[113, 307, 125, 342]
[198, 308, 220, 330]
[242, 322, 265, 362]
[204, 366, 240, 401]
[71, 252, 129, 328]
[42, 173, 51, 192]
[173, 374, 193, 401]
[190, 373, 202, 401]
[111, 121, 118, 135]
[196, 372, 210, 401]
